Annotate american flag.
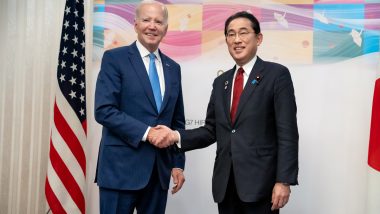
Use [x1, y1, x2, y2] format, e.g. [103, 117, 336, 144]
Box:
[45, 0, 86, 213]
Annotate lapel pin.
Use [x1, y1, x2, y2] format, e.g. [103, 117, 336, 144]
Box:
[252, 75, 261, 85]
[224, 81, 228, 90]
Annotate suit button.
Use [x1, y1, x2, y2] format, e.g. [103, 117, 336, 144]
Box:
[231, 129, 236, 133]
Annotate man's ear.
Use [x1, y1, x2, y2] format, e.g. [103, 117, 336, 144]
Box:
[257, 33, 263, 46]
[163, 24, 168, 37]
[134, 19, 139, 33]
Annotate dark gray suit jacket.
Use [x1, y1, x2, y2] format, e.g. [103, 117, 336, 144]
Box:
[178, 57, 298, 203]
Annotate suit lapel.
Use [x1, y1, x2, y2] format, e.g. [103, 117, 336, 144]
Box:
[234, 58, 265, 123]
[222, 68, 235, 124]
[160, 51, 172, 114]
[128, 42, 157, 112]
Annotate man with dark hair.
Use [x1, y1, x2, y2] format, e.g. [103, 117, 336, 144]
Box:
[152, 11, 299, 214]
[94, 1, 185, 213]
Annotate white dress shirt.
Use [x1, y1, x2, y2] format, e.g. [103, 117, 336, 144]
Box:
[136, 40, 165, 98]
[135, 41, 166, 142]
[230, 55, 257, 108]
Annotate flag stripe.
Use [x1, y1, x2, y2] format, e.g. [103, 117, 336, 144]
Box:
[47, 158, 80, 213]
[52, 123, 85, 191]
[45, 178, 66, 214]
[49, 138, 85, 213]
[54, 102, 86, 174]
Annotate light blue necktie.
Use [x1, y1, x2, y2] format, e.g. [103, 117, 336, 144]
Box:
[148, 53, 162, 112]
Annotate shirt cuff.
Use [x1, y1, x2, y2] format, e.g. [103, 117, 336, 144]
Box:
[174, 130, 181, 148]
[142, 127, 151, 142]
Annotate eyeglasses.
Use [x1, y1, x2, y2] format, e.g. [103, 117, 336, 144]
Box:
[226, 30, 255, 41]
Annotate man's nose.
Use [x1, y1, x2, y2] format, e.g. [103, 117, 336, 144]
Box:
[233, 36, 242, 43]
[147, 21, 157, 29]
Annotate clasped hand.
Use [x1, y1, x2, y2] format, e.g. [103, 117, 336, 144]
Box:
[147, 125, 178, 148]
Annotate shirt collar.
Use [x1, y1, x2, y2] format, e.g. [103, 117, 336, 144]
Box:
[235, 55, 257, 76]
[136, 40, 161, 62]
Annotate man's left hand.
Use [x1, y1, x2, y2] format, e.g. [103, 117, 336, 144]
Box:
[271, 182, 291, 210]
[171, 168, 185, 194]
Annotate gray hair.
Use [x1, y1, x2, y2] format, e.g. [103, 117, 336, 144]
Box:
[135, 0, 168, 24]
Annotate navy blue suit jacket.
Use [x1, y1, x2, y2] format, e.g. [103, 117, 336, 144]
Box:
[94, 42, 185, 191]
[179, 57, 298, 203]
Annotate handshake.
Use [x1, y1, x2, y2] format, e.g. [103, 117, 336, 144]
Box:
[147, 125, 180, 148]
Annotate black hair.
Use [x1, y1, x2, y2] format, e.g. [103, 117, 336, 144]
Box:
[224, 11, 261, 36]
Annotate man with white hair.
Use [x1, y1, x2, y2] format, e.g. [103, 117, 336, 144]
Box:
[94, 1, 186, 213]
